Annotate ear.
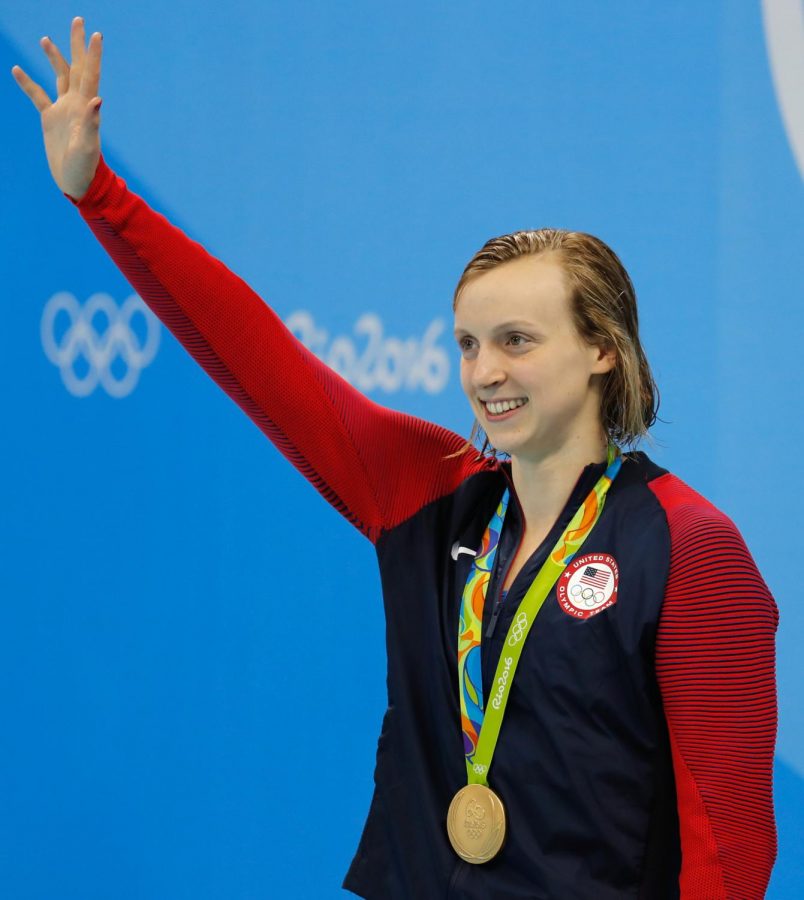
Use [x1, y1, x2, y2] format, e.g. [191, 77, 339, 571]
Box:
[590, 343, 616, 375]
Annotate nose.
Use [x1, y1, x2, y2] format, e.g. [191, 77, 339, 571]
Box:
[469, 344, 506, 391]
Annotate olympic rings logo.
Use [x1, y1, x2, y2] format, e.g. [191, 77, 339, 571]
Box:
[41, 292, 160, 398]
[570, 583, 606, 608]
[507, 612, 528, 647]
[472, 763, 487, 775]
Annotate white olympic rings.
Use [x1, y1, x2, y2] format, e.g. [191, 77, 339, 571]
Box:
[41, 292, 160, 398]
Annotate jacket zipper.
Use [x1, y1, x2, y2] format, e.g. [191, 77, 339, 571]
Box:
[446, 858, 465, 897]
[485, 472, 525, 641]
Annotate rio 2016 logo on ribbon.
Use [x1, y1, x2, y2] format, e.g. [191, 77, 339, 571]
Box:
[285, 310, 450, 394]
[41, 292, 161, 398]
[763, 0, 804, 180]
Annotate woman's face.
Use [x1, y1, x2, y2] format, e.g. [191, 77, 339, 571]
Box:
[454, 254, 614, 463]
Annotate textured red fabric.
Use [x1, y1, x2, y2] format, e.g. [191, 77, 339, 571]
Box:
[650, 474, 778, 899]
[71, 157, 488, 543]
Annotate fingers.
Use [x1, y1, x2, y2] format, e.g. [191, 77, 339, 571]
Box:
[69, 16, 86, 87]
[40, 36, 71, 97]
[10, 64, 52, 112]
[80, 32, 102, 99]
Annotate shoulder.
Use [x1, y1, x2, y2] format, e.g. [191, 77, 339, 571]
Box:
[631, 457, 778, 629]
[626, 451, 745, 548]
[645, 466, 753, 568]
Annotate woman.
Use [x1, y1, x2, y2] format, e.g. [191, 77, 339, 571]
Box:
[12, 17, 778, 899]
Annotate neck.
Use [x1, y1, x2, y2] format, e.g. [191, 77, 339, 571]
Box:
[510, 434, 609, 535]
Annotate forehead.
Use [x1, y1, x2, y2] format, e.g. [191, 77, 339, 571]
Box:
[454, 254, 572, 329]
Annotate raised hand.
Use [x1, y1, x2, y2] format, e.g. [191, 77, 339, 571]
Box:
[11, 16, 103, 200]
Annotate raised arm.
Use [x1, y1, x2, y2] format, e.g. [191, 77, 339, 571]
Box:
[13, 17, 486, 543]
[650, 474, 778, 899]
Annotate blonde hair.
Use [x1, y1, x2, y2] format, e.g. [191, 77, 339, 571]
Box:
[453, 229, 658, 451]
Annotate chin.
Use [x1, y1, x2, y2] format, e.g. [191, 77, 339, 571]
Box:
[485, 428, 556, 462]
[480, 431, 524, 458]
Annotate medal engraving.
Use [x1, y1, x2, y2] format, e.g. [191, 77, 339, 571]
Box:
[447, 783, 506, 864]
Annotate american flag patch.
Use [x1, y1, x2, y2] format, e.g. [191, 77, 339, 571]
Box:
[580, 566, 609, 588]
[557, 553, 619, 620]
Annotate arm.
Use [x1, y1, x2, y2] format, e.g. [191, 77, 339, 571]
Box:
[69, 156, 482, 541]
[650, 475, 778, 899]
[13, 19, 486, 543]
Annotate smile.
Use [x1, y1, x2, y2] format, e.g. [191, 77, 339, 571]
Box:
[482, 398, 528, 417]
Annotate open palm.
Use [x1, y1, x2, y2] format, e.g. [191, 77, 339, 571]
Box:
[12, 16, 103, 200]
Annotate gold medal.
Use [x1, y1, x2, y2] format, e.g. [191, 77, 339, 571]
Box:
[446, 783, 506, 864]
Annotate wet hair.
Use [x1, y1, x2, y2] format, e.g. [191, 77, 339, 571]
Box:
[453, 228, 659, 452]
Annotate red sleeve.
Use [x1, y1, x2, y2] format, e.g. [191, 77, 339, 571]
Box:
[650, 474, 778, 899]
[69, 157, 486, 542]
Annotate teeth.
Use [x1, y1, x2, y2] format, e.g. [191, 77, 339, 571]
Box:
[485, 399, 527, 415]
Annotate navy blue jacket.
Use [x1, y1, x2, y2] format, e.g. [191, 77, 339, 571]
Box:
[345, 455, 680, 898]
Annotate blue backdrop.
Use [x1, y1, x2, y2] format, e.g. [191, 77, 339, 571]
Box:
[1, 2, 802, 897]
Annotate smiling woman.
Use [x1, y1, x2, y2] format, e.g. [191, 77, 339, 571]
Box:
[456, 255, 613, 459]
[13, 15, 778, 900]
[453, 228, 658, 454]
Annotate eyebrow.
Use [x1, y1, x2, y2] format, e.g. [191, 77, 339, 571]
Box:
[453, 319, 542, 337]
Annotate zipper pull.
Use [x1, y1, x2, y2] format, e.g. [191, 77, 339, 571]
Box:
[486, 608, 502, 639]
[485, 588, 506, 639]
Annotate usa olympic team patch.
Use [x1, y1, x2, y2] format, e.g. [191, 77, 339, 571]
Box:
[556, 553, 619, 619]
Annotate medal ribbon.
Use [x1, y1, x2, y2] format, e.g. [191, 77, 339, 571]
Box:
[458, 446, 622, 785]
